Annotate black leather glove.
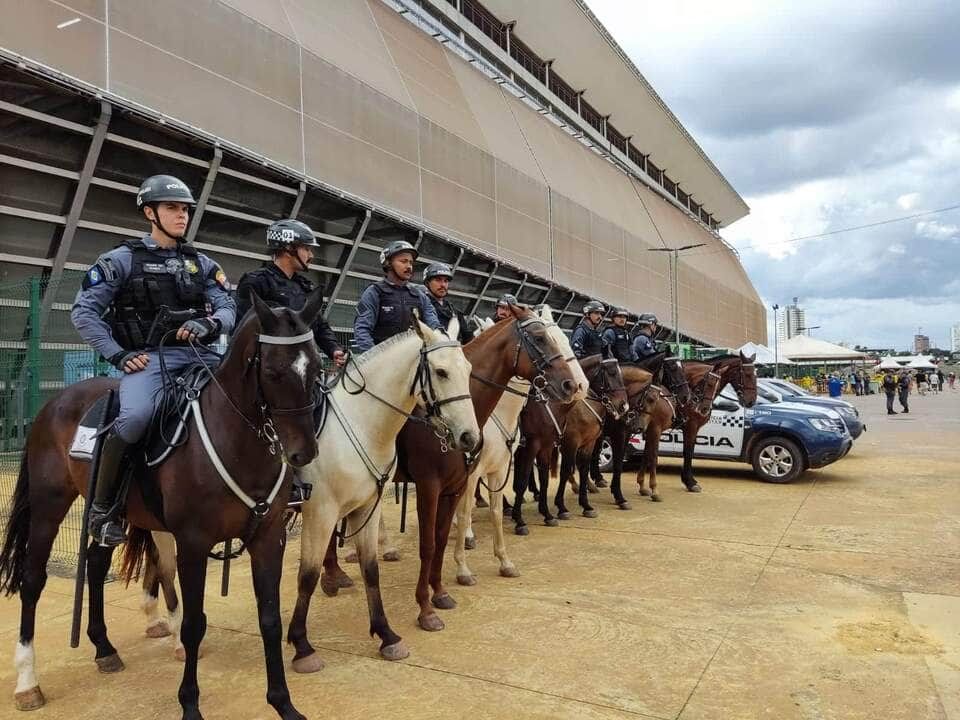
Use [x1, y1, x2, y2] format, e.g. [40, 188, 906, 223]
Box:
[179, 317, 220, 341]
[108, 350, 144, 370]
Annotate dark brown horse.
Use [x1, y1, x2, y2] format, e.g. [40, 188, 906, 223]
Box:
[510, 356, 629, 530]
[637, 352, 757, 500]
[300, 305, 586, 637]
[0, 292, 324, 720]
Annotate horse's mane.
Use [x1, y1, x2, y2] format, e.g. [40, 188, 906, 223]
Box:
[350, 328, 419, 368]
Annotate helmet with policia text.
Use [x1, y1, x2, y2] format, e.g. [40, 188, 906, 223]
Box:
[136, 175, 196, 210]
[266, 219, 319, 250]
[497, 293, 518, 307]
[423, 262, 453, 283]
[582, 300, 606, 314]
[637, 313, 659, 326]
[611, 307, 629, 318]
[379, 240, 418, 270]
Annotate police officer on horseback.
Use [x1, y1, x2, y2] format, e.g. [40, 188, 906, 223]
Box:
[492, 294, 517, 323]
[71, 175, 237, 547]
[422, 262, 474, 344]
[235, 218, 346, 505]
[571, 300, 606, 360]
[602, 307, 636, 362]
[632, 313, 659, 359]
[353, 240, 441, 351]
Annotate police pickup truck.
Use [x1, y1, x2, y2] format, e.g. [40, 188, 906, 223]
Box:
[605, 386, 852, 483]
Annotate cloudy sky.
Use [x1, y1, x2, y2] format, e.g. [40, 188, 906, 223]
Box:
[588, 0, 960, 350]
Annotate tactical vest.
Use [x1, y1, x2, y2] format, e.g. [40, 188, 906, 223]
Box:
[370, 280, 421, 345]
[574, 320, 605, 358]
[606, 327, 633, 362]
[253, 265, 314, 312]
[110, 239, 210, 350]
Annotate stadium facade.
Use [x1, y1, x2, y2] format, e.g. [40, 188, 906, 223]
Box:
[0, 0, 766, 349]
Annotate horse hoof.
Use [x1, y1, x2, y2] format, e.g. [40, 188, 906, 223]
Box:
[544, 517, 559, 527]
[96, 653, 125, 674]
[418, 613, 445, 632]
[344, 550, 359, 563]
[464, 536, 477, 551]
[583, 508, 598, 519]
[14, 686, 45, 711]
[457, 574, 478, 586]
[146, 621, 171, 638]
[292, 653, 325, 674]
[638, 488, 651, 497]
[514, 524, 529, 536]
[319, 573, 342, 597]
[617, 501, 632, 511]
[499, 565, 520, 578]
[651, 494, 662, 503]
[431, 593, 457, 610]
[595, 478, 608, 488]
[383, 549, 401, 562]
[687, 484, 702, 493]
[380, 642, 410, 661]
[557, 511, 571, 520]
[174, 646, 204, 662]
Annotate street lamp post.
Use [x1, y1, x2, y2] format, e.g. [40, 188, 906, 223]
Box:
[772, 303, 780, 378]
[648, 243, 706, 354]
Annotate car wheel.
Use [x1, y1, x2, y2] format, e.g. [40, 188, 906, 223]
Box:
[597, 437, 614, 473]
[750, 437, 804, 483]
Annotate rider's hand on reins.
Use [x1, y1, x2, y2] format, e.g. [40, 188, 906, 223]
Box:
[109, 350, 149, 374]
[333, 349, 347, 367]
[176, 317, 220, 343]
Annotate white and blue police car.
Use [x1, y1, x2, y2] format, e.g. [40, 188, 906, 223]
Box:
[604, 385, 852, 483]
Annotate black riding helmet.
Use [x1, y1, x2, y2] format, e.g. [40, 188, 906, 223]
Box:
[611, 307, 629, 318]
[582, 300, 605, 314]
[379, 240, 418, 270]
[423, 262, 453, 283]
[266, 219, 320, 250]
[136, 174, 196, 241]
[497, 293, 518, 307]
[637, 313, 659, 325]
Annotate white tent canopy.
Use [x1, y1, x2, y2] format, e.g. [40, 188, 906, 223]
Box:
[878, 356, 904, 369]
[779, 335, 869, 362]
[906, 356, 937, 369]
[738, 342, 777, 365]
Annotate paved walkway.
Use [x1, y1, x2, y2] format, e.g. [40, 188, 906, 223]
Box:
[1, 388, 958, 719]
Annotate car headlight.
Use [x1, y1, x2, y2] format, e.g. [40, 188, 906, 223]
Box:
[808, 418, 841, 432]
[838, 406, 856, 417]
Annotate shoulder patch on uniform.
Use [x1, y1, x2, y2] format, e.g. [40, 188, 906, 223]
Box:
[214, 268, 230, 290]
[82, 257, 117, 289]
[83, 265, 104, 288]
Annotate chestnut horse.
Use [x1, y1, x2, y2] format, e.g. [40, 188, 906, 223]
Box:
[311, 305, 586, 634]
[636, 352, 757, 500]
[0, 292, 324, 720]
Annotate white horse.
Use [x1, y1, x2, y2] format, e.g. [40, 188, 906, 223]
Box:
[286, 316, 480, 671]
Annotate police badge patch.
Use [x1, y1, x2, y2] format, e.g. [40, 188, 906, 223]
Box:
[184, 259, 199, 274]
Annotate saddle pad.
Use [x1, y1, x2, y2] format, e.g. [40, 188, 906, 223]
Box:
[68, 393, 117, 461]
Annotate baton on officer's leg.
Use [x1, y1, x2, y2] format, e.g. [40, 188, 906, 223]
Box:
[71, 390, 114, 648]
[220, 539, 232, 597]
[399, 478, 409, 534]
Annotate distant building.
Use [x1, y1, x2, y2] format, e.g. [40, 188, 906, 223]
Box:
[776, 297, 807, 343]
[952, 324, 960, 353]
[914, 334, 931, 353]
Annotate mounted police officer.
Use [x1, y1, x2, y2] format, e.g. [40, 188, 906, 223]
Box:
[632, 313, 659, 359]
[235, 218, 345, 505]
[353, 240, 441, 351]
[71, 174, 236, 547]
[422, 262, 473, 344]
[492, 293, 517, 323]
[602, 307, 636, 362]
[571, 300, 606, 360]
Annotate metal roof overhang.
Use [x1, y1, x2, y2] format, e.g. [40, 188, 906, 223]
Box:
[478, 0, 749, 227]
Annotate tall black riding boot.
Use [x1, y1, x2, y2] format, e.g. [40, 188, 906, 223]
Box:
[88, 431, 130, 547]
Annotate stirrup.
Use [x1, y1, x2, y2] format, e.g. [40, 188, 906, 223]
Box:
[288, 481, 313, 507]
[96, 519, 127, 548]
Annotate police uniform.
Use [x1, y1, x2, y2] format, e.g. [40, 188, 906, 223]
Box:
[602, 326, 636, 362]
[71, 235, 236, 444]
[632, 332, 657, 359]
[897, 373, 911, 412]
[571, 319, 605, 360]
[235, 263, 341, 359]
[353, 280, 442, 352]
[427, 294, 474, 345]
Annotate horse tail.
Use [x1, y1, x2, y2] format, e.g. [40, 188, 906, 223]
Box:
[119, 527, 155, 587]
[0, 450, 31, 596]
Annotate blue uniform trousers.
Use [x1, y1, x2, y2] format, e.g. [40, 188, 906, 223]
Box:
[115, 346, 219, 443]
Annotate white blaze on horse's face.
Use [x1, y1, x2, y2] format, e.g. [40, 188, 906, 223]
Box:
[538, 305, 589, 401]
[417, 320, 480, 452]
[292, 350, 309, 389]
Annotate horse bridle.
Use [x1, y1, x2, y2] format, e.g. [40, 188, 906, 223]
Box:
[586, 359, 628, 420]
[472, 316, 575, 401]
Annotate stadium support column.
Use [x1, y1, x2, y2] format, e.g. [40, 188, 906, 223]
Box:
[322, 210, 371, 320]
[38, 100, 111, 336]
[471, 262, 499, 315]
[185, 145, 222, 244]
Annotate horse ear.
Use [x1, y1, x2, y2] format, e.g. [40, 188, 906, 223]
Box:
[742, 351, 756, 363]
[446, 314, 460, 340]
[299, 287, 324, 328]
[410, 306, 427, 341]
[540, 305, 555, 322]
[250, 290, 277, 333]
